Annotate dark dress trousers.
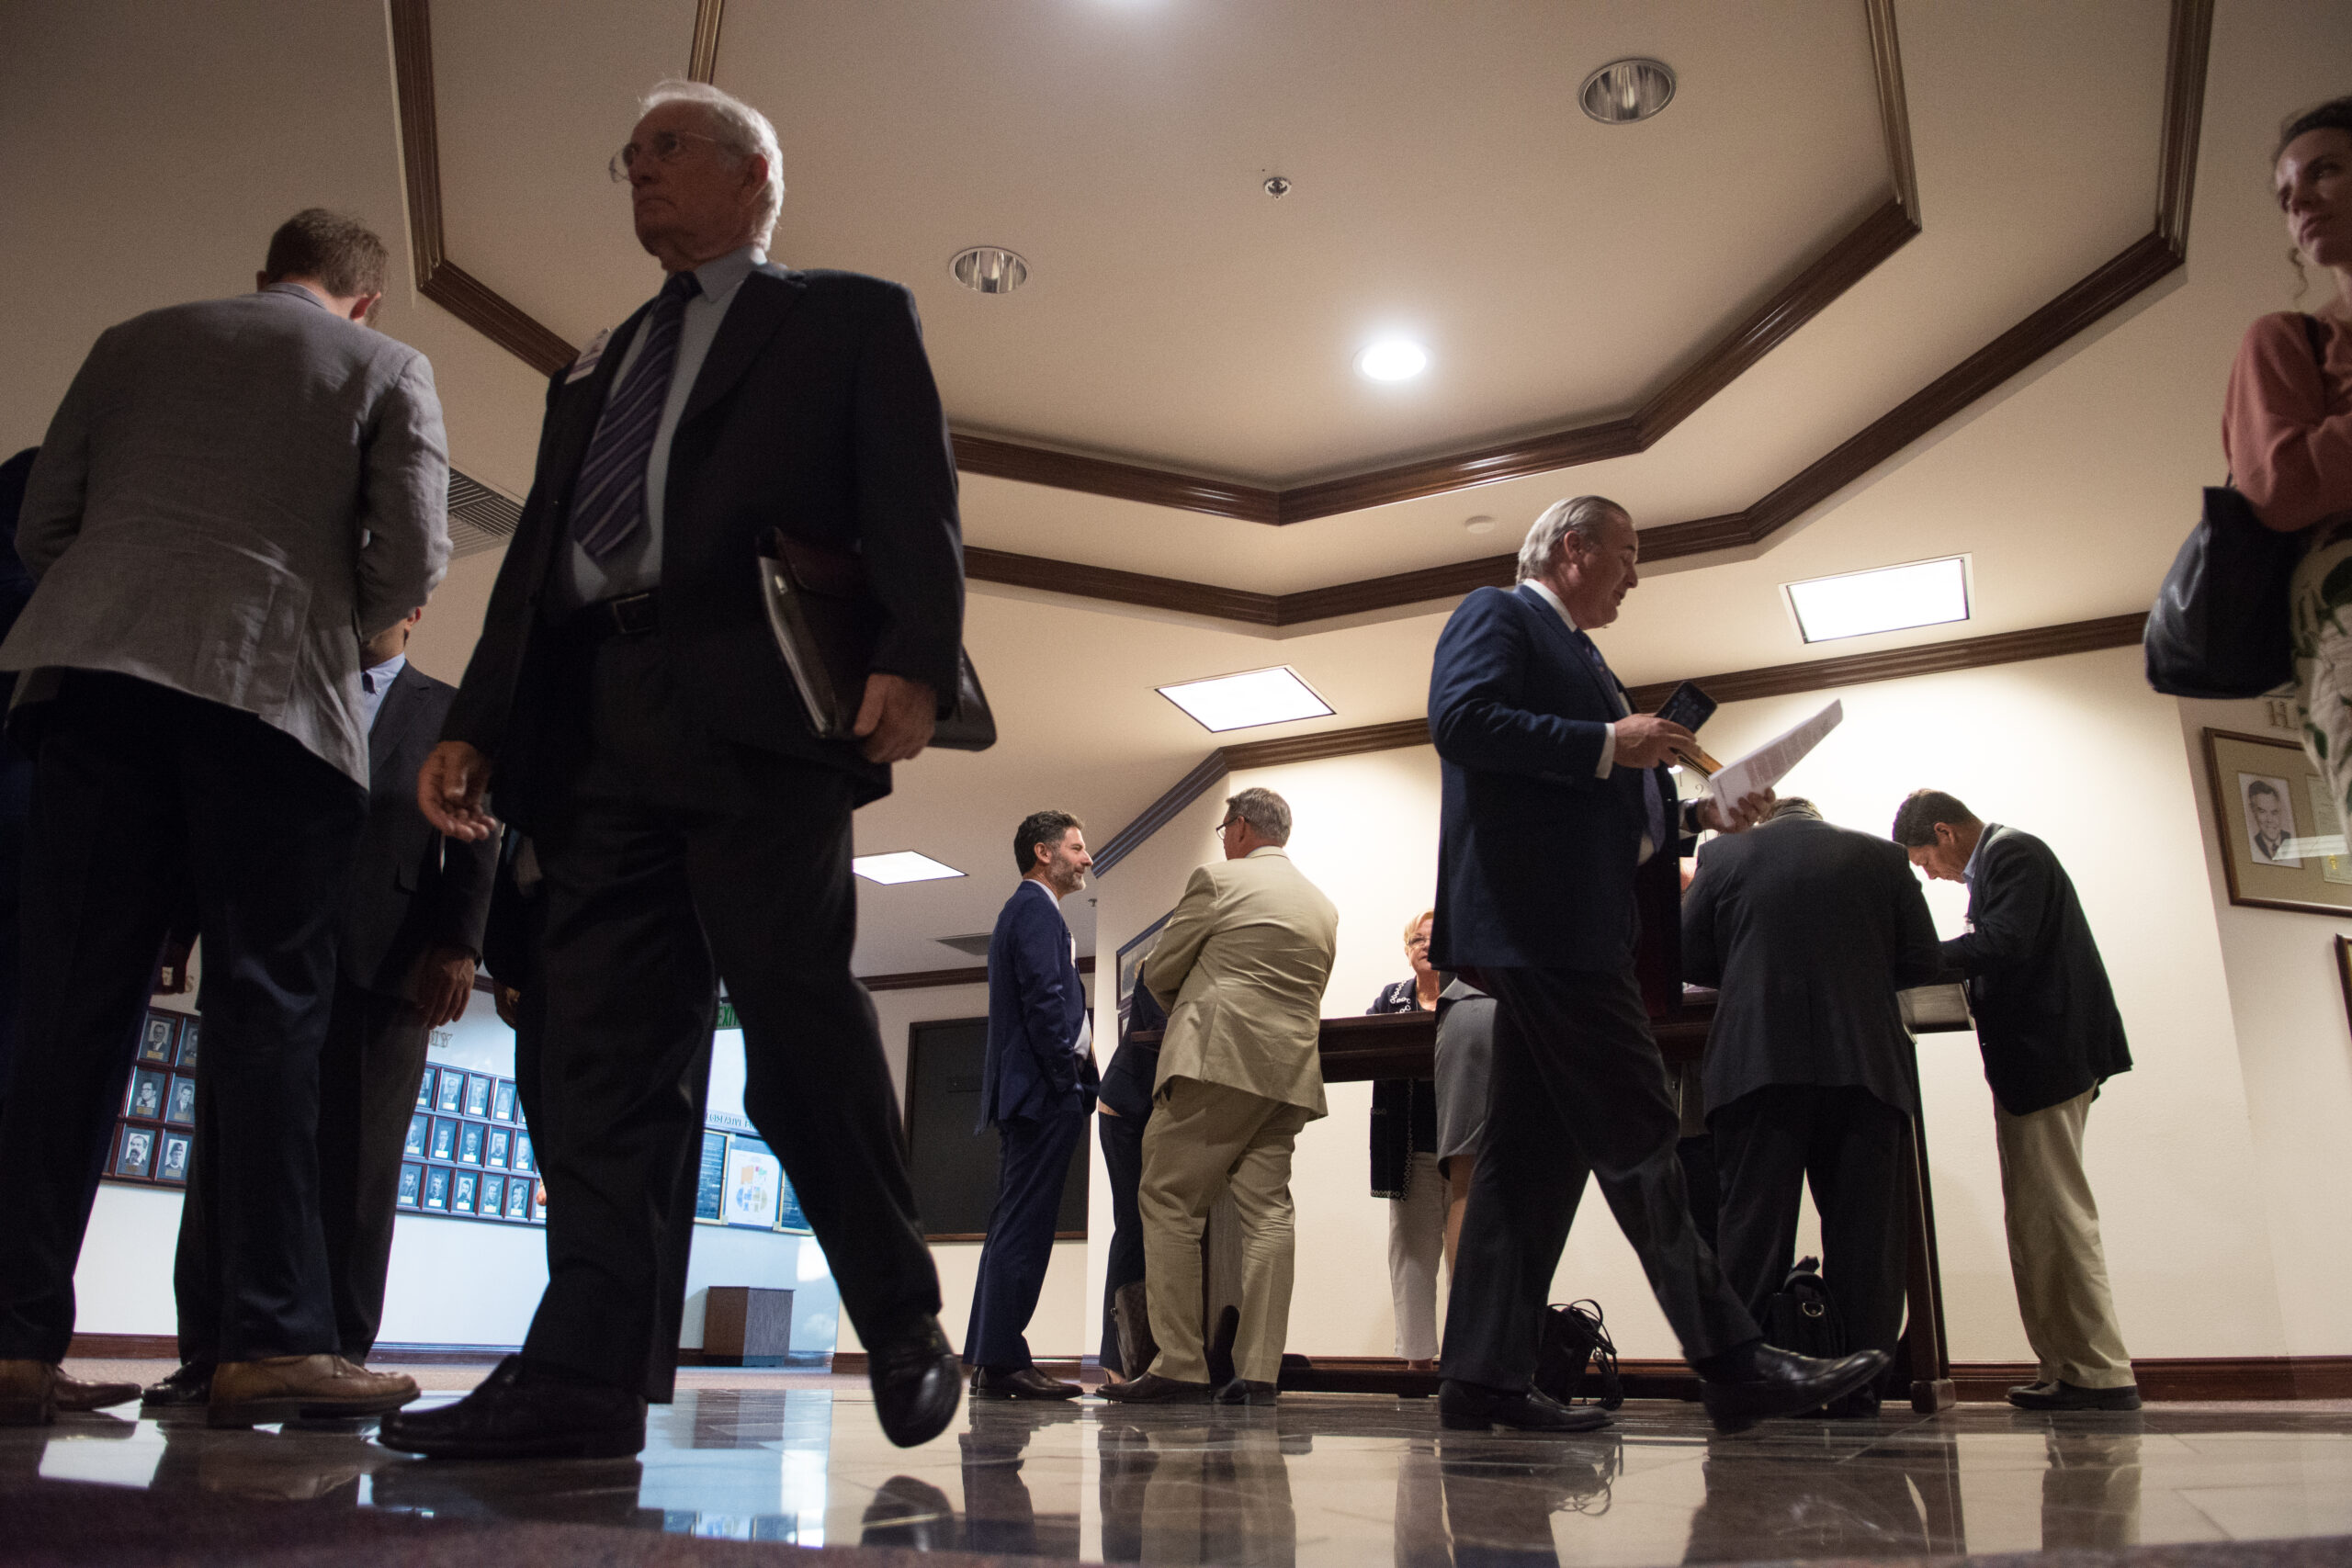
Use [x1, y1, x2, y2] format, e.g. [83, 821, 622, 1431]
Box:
[1096, 983, 1162, 1372]
[1943, 825, 2132, 1114]
[442, 263, 961, 1393]
[1428, 582, 1756, 1393]
[1365, 979, 1437, 1200]
[966, 878, 1096, 1370]
[1680, 813, 1942, 1362]
[174, 662, 495, 1363]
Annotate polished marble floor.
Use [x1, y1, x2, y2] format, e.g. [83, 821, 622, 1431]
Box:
[8, 1363, 2352, 1565]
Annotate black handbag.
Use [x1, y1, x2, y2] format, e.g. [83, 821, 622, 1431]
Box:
[2144, 314, 2329, 699]
[755, 529, 996, 751]
[1530, 1298, 1624, 1409]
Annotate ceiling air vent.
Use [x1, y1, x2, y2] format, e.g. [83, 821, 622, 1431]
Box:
[448, 469, 523, 558]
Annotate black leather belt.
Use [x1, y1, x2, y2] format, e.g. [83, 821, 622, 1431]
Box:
[566, 590, 659, 639]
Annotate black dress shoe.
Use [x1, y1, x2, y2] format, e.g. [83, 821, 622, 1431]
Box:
[375, 1356, 645, 1460]
[971, 1364, 1081, 1400]
[1214, 1379, 1277, 1405]
[1098, 1372, 1214, 1404]
[1701, 1345, 1890, 1435]
[141, 1362, 213, 1410]
[1439, 1380, 1611, 1432]
[868, 1318, 961, 1448]
[2007, 1379, 2142, 1411]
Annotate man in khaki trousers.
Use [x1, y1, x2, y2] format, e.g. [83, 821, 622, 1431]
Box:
[1894, 791, 2138, 1411]
[1103, 787, 1339, 1406]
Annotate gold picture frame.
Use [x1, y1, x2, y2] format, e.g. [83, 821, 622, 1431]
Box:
[2202, 728, 2352, 917]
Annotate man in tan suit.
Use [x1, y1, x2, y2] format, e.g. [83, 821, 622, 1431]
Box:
[1103, 787, 1339, 1406]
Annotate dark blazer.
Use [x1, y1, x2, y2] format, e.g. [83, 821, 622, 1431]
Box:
[1097, 981, 1164, 1123]
[1681, 814, 1942, 1117]
[979, 879, 1097, 1129]
[340, 661, 497, 997]
[1942, 824, 2132, 1116]
[1429, 582, 1686, 973]
[443, 265, 963, 829]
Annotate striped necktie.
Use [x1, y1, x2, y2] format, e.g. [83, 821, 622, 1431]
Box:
[1571, 629, 1668, 853]
[569, 269, 700, 563]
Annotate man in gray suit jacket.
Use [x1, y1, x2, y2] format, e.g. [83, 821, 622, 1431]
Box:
[0, 210, 447, 1429]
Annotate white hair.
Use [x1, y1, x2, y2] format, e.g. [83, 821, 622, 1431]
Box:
[640, 79, 785, 245]
[1515, 495, 1629, 583]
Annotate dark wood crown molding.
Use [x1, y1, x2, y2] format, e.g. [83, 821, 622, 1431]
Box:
[862, 955, 1094, 993]
[1094, 612, 2149, 875]
[688, 0, 726, 85]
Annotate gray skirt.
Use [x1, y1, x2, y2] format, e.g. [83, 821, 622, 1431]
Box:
[1433, 988, 1495, 1161]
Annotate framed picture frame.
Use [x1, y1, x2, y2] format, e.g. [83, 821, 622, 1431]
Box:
[478, 1172, 506, 1216]
[175, 1016, 202, 1070]
[458, 1122, 485, 1167]
[156, 1131, 192, 1184]
[504, 1179, 532, 1220]
[114, 1124, 155, 1179]
[435, 1070, 464, 1114]
[429, 1117, 458, 1162]
[722, 1139, 783, 1229]
[397, 1162, 423, 1209]
[126, 1067, 167, 1122]
[510, 1131, 535, 1173]
[415, 1071, 435, 1111]
[464, 1074, 492, 1118]
[452, 1170, 479, 1213]
[164, 1075, 197, 1127]
[492, 1080, 517, 1122]
[138, 1013, 177, 1064]
[2202, 728, 2352, 915]
[423, 1166, 451, 1211]
[486, 1127, 511, 1168]
[403, 1113, 430, 1160]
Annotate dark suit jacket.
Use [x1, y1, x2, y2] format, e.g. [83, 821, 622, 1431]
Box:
[979, 879, 1096, 1128]
[1681, 814, 1942, 1117]
[1429, 582, 1687, 974]
[443, 265, 963, 828]
[1942, 824, 2132, 1116]
[1097, 982, 1164, 1123]
[341, 661, 497, 997]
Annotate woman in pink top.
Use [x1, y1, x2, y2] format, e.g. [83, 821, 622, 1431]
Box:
[2231, 97, 2352, 816]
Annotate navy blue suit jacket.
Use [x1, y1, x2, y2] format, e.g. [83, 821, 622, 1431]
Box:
[1429, 582, 1685, 974]
[979, 878, 1097, 1128]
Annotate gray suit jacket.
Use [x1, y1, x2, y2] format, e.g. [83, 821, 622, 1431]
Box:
[0, 284, 448, 785]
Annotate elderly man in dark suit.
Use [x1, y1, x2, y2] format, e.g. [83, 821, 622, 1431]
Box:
[1428, 494, 1885, 1435]
[967, 810, 1097, 1399]
[147, 607, 495, 1410]
[398, 78, 962, 1459]
[1894, 790, 2139, 1411]
[0, 210, 445, 1429]
[1681, 797, 1942, 1410]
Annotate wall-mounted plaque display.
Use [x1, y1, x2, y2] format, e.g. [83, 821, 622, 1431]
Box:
[452, 1170, 478, 1213]
[114, 1125, 155, 1179]
[504, 1179, 532, 1220]
[722, 1138, 783, 1229]
[164, 1075, 197, 1127]
[156, 1132, 192, 1184]
[398, 1163, 423, 1208]
[428, 1117, 458, 1162]
[492, 1081, 517, 1122]
[464, 1074, 492, 1118]
[458, 1122, 485, 1166]
[478, 1172, 505, 1216]
[486, 1127, 511, 1168]
[175, 1018, 201, 1070]
[695, 1131, 727, 1223]
[435, 1070, 464, 1114]
[403, 1114, 430, 1160]
[424, 1166, 451, 1211]
[2204, 729, 2352, 916]
[95, 1010, 207, 1191]
[138, 1014, 177, 1064]
[511, 1131, 535, 1173]
[127, 1067, 166, 1121]
[415, 1072, 435, 1111]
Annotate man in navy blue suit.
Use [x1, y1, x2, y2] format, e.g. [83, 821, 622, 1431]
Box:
[1429, 495, 1888, 1435]
[967, 810, 1098, 1398]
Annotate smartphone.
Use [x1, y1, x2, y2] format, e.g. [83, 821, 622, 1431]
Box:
[1652, 681, 1717, 733]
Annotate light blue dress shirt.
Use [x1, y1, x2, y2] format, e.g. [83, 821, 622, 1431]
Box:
[359, 652, 406, 733]
[552, 244, 765, 611]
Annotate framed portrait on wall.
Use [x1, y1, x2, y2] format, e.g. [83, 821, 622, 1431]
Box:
[435, 1069, 464, 1114]
[127, 1068, 166, 1121]
[492, 1080, 517, 1122]
[511, 1131, 535, 1173]
[164, 1075, 197, 1126]
[415, 1072, 435, 1111]
[464, 1074, 492, 1118]
[138, 1013, 177, 1064]
[458, 1122, 485, 1166]
[404, 1114, 430, 1160]
[452, 1170, 478, 1213]
[504, 1179, 532, 1220]
[397, 1163, 423, 1209]
[478, 1173, 506, 1216]
[156, 1132, 191, 1184]
[175, 1016, 201, 1069]
[429, 1117, 458, 1162]
[114, 1125, 155, 1179]
[486, 1127, 511, 1168]
[423, 1166, 450, 1211]
[2203, 729, 2352, 915]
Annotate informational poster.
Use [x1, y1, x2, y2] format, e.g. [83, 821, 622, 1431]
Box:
[695, 1130, 729, 1223]
[723, 1137, 783, 1230]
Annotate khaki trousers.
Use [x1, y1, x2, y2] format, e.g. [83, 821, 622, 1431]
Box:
[1139, 1076, 1314, 1384]
[1995, 1088, 2135, 1389]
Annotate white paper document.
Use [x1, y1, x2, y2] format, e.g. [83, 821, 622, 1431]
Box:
[1707, 699, 1843, 801]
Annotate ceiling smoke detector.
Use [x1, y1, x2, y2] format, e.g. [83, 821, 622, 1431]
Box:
[950, 246, 1028, 294]
[1579, 58, 1675, 125]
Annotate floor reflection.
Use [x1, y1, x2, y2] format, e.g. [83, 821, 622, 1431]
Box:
[6, 1379, 2352, 1565]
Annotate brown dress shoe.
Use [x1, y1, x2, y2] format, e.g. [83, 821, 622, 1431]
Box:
[52, 1368, 141, 1413]
[1098, 1371, 1213, 1404]
[209, 1355, 418, 1428]
[0, 1360, 60, 1426]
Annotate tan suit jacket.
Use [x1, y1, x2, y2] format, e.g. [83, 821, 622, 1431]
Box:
[1142, 846, 1340, 1117]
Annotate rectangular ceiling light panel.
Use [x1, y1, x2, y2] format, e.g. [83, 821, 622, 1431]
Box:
[1157, 665, 1334, 733]
[1783, 557, 1971, 645]
[852, 851, 965, 886]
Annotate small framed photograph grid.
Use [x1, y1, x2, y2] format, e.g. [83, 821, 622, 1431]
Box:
[392, 1064, 543, 1227]
[102, 1010, 196, 1189]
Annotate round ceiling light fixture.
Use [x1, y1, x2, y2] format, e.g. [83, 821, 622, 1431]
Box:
[1579, 57, 1675, 125]
[950, 245, 1028, 294]
[1356, 338, 1429, 382]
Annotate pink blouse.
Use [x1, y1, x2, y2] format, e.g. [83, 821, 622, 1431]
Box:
[2224, 310, 2352, 533]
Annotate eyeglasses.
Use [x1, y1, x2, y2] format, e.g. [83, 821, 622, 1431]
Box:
[1214, 818, 1239, 837]
[609, 130, 723, 182]
[1405, 935, 1430, 949]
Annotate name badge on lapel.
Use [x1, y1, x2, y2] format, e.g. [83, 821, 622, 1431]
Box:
[565, 327, 613, 384]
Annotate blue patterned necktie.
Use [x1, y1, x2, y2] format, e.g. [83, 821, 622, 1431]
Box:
[1571, 628, 1668, 852]
[569, 269, 701, 562]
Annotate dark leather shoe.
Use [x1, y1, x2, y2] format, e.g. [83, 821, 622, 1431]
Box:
[375, 1356, 644, 1460]
[141, 1362, 213, 1410]
[1702, 1345, 1890, 1435]
[2007, 1379, 2142, 1411]
[868, 1318, 961, 1448]
[1098, 1371, 1213, 1404]
[1440, 1380, 1611, 1432]
[971, 1364, 1081, 1400]
[1214, 1379, 1277, 1405]
[53, 1368, 141, 1414]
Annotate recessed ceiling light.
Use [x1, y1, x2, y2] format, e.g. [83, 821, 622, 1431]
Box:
[852, 851, 966, 885]
[1783, 558, 1971, 644]
[1157, 666, 1335, 733]
[1464, 514, 1497, 535]
[1356, 339, 1429, 382]
[1579, 58, 1676, 125]
[950, 246, 1028, 294]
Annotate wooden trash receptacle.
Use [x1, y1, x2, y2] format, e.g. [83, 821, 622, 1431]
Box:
[703, 1286, 794, 1367]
